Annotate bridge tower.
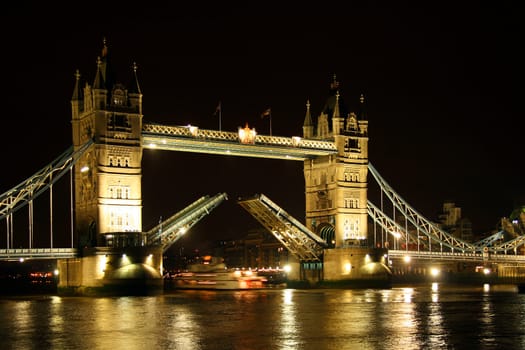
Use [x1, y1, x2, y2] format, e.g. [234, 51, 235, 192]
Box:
[71, 39, 143, 247]
[302, 75, 382, 283]
[303, 75, 369, 248]
[62, 39, 162, 295]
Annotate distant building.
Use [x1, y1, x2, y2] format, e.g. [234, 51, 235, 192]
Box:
[500, 205, 525, 237]
[438, 201, 473, 242]
[213, 228, 289, 269]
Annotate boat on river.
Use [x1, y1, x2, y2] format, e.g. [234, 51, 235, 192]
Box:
[167, 256, 268, 290]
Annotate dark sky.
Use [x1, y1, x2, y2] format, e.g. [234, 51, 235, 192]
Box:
[0, 3, 521, 252]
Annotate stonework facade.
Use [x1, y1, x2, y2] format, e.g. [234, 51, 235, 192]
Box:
[303, 76, 369, 248]
[71, 42, 143, 246]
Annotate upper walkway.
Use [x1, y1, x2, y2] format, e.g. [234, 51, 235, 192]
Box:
[142, 123, 337, 160]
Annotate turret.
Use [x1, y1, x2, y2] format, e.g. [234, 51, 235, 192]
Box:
[331, 91, 344, 136]
[92, 56, 108, 110]
[357, 94, 368, 136]
[302, 100, 314, 138]
[70, 70, 82, 120]
[127, 62, 143, 114]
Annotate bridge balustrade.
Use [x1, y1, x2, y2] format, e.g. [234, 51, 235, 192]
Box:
[388, 249, 525, 263]
[0, 248, 77, 259]
[142, 123, 337, 151]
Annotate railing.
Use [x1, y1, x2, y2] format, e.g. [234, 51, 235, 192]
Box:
[142, 123, 337, 151]
[0, 248, 77, 260]
[388, 249, 525, 263]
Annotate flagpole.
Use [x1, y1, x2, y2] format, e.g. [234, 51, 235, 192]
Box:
[215, 101, 222, 131]
[269, 111, 272, 136]
[261, 107, 272, 136]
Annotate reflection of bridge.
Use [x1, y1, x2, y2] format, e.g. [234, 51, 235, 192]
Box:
[1, 41, 525, 292]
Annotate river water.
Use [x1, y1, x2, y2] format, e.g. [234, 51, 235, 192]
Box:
[1, 284, 524, 350]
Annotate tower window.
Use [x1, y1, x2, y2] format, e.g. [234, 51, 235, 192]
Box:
[344, 172, 359, 182]
[107, 114, 131, 132]
[112, 88, 125, 106]
[109, 185, 130, 199]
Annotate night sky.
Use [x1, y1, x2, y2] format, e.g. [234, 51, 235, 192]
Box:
[0, 3, 521, 252]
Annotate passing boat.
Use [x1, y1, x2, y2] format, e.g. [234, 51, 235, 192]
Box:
[166, 256, 268, 290]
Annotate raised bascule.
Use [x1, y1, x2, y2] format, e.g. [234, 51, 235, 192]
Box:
[2, 41, 525, 295]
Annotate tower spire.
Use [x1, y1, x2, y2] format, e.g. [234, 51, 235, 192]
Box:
[129, 61, 142, 95]
[357, 93, 367, 120]
[71, 69, 81, 101]
[93, 56, 104, 89]
[303, 99, 314, 138]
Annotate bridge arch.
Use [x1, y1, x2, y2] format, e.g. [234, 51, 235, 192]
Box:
[318, 223, 335, 248]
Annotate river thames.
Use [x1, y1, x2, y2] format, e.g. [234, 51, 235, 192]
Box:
[1, 284, 524, 350]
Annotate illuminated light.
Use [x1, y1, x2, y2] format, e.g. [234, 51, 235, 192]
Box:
[54, 269, 59, 276]
[244, 270, 253, 276]
[430, 267, 440, 277]
[188, 125, 199, 136]
[431, 282, 439, 292]
[99, 255, 107, 274]
[162, 139, 167, 144]
[179, 227, 187, 235]
[120, 253, 131, 267]
[283, 264, 292, 273]
[149, 143, 157, 148]
[80, 165, 89, 173]
[403, 255, 411, 263]
[234, 270, 242, 277]
[19, 258, 24, 263]
[483, 268, 491, 275]
[392, 231, 401, 239]
[291, 136, 301, 146]
[344, 262, 352, 273]
[364, 254, 371, 263]
[238, 123, 256, 144]
[483, 283, 490, 292]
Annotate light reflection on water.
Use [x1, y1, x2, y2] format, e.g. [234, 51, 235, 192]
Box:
[0, 284, 524, 350]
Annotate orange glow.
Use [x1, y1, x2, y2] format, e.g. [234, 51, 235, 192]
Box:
[238, 123, 256, 144]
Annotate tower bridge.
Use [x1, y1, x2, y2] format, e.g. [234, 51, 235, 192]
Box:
[2, 41, 525, 294]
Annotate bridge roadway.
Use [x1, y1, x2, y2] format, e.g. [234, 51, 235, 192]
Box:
[388, 249, 525, 263]
[0, 248, 77, 260]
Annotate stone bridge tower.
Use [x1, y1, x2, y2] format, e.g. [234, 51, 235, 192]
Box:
[70, 40, 143, 248]
[303, 75, 369, 249]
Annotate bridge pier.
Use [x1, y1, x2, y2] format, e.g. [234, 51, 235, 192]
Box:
[318, 247, 392, 288]
[285, 247, 392, 288]
[57, 245, 163, 296]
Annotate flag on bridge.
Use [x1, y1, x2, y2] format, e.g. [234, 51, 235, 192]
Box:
[213, 101, 221, 116]
[261, 107, 271, 119]
[213, 101, 222, 131]
[261, 107, 272, 136]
